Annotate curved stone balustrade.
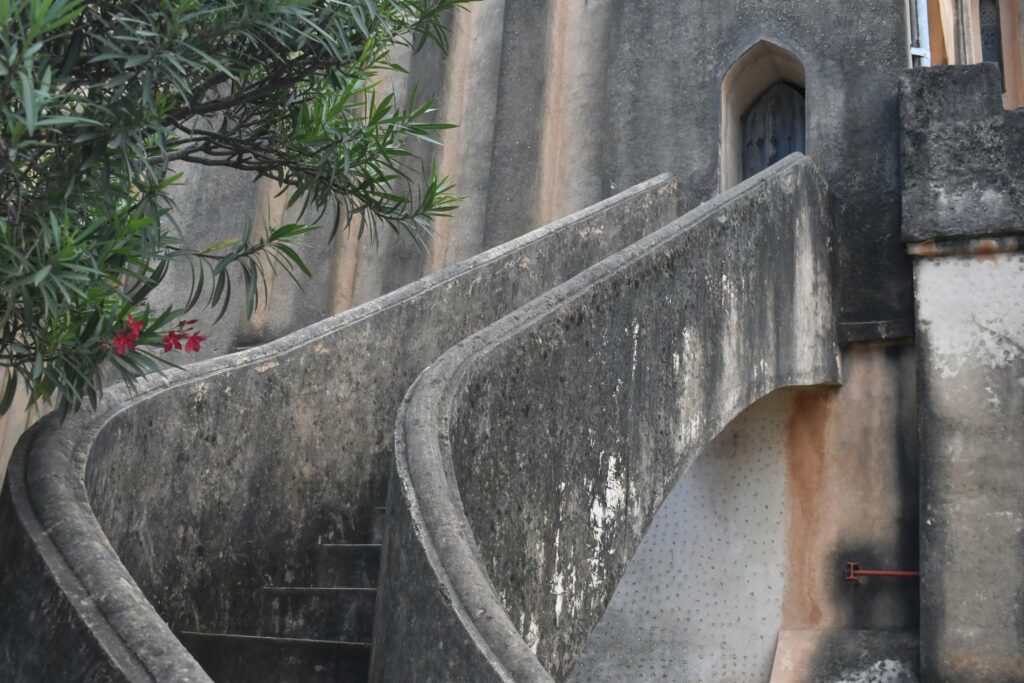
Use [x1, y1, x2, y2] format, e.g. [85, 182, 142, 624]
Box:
[0, 176, 679, 682]
[375, 155, 840, 681]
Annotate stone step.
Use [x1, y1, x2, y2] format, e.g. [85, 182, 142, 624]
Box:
[178, 631, 370, 683]
[316, 543, 381, 588]
[371, 506, 387, 544]
[260, 586, 376, 643]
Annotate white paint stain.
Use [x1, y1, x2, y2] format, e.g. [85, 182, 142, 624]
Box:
[552, 527, 565, 620]
[675, 327, 706, 447]
[917, 253, 1024, 378]
[630, 320, 640, 383]
[588, 451, 628, 590]
[525, 618, 540, 654]
[605, 455, 626, 510]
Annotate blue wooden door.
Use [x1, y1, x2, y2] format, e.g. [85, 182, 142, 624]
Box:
[740, 82, 806, 181]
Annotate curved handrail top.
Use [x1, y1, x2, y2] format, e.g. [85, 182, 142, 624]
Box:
[396, 153, 836, 681]
[7, 171, 677, 681]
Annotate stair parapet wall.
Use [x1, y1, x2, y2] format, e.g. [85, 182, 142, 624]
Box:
[0, 176, 680, 682]
[378, 155, 840, 681]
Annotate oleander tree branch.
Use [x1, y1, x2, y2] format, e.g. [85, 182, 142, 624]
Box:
[0, 0, 473, 416]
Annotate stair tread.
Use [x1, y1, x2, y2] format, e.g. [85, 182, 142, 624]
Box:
[179, 630, 371, 649]
[178, 630, 370, 683]
[314, 544, 381, 588]
[260, 584, 376, 642]
[263, 586, 376, 593]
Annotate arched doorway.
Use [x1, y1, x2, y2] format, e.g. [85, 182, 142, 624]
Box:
[740, 82, 806, 181]
[720, 41, 807, 190]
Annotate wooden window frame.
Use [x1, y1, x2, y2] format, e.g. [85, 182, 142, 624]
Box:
[968, 0, 1024, 107]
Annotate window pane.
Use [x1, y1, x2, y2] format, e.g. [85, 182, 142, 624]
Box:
[979, 0, 1006, 91]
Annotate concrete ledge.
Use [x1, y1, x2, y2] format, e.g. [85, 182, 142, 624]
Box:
[377, 155, 840, 681]
[900, 64, 1024, 244]
[0, 175, 680, 681]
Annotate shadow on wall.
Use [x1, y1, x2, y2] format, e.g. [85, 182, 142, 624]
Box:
[0, 387, 41, 490]
[571, 344, 919, 682]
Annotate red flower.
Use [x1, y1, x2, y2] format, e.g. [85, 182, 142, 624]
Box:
[110, 314, 146, 355]
[184, 333, 206, 353]
[162, 330, 185, 352]
[111, 331, 136, 356]
[126, 315, 144, 339]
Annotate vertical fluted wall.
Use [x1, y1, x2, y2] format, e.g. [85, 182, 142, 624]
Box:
[166, 0, 913, 352]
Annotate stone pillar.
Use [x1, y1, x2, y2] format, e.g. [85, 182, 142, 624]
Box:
[901, 64, 1024, 681]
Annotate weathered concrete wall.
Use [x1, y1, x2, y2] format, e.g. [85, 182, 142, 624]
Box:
[571, 390, 795, 682]
[914, 245, 1024, 682]
[114, 0, 915, 362]
[572, 345, 920, 682]
[902, 64, 1024, 682]
[394, 0, 916, 341]
[901, 64, 1024, 244]
[0, 176, 679, 681]
[375, 156, 839, 681]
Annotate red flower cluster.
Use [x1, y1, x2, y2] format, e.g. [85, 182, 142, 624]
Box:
[111, 316, 144, 355]
[162, 319, 205, 354]
[109, 316, 207, 356]
[162, 330, 185, 351]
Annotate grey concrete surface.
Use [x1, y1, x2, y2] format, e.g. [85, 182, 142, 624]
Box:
[900, 64, 1024, 244]
[573, 346, 921, 683]
[915, 247, 1024, 682]
[774, 629, 919, 682]
[376, 155, 839, 682]
[156, 0, 915, 355]
[569, 390, 793, 682]
[0, 176, 679, 682]
[431, 0, 913, 339]
[902, 64, 1024, 682]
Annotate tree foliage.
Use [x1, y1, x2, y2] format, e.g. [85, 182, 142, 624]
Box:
[0, 0, 468, 416]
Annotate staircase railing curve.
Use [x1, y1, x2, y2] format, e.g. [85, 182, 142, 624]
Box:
[0, 175, 681, 682]
[376, 155, 840, 681]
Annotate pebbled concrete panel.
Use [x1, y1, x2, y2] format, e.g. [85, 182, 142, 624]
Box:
[915, 247, 1024, 682]
[376, 155, 839, 682]
[570, 344, 920, 682]
[0, 176, 679, 682]
[569, 390, 793, 682]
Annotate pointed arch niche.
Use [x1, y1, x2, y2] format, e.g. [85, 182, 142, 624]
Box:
[720, 41, 807, 191]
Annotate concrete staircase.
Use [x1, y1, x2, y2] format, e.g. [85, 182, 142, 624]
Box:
[177, 508, 387, 682]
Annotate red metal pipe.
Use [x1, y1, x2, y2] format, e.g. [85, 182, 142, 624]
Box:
[845, 562, 920, 583]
